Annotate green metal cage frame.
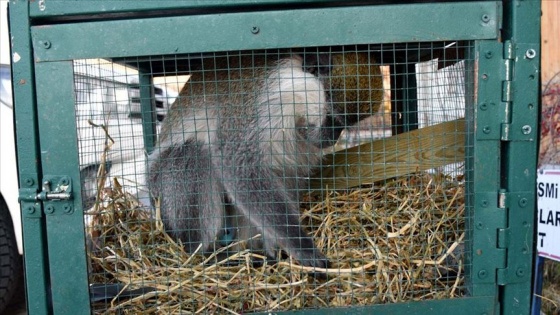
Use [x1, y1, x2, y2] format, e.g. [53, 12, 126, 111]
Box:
[8, 1, 540, 314]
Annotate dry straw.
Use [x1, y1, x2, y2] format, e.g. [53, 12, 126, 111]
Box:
[87, 171, 465, 314]
[86, 115, 465, 314]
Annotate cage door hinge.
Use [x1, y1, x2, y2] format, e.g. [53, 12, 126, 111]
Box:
[499, 41, 535, 142]
[495, 189, 534, 285]
[499, 40, 514, 142]
[496, 227, 511, 285]
[494, 189, 509, 285]
[501, 40, 514, 100]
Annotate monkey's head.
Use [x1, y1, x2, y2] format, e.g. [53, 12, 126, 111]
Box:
[327, 52, 384, 126]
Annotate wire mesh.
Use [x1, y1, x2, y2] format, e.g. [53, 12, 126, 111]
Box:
[73, 42, 474, 314]
[540, 72, 560, 166]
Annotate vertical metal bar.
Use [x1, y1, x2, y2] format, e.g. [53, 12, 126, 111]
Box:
[403, 63, 418, 131]
[467, 40, 506, 298]
[531, 256, 544, 315]
[8, 1, 52, 314]
[138, 72, 157, 154]
[463, 47, 476, 297]
[500, 1, 541, 314]
[390, 63, 418, 135]
[34, 61, 91, 315]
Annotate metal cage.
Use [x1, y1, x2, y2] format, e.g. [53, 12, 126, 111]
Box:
[8, 1, 540, 314]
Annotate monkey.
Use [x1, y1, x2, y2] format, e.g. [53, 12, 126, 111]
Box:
[158, 51, 383, 145]
[148, 51, 383, 273]
[149, 54, 334, 271]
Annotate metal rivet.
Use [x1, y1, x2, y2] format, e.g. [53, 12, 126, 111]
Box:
[478, 270, 488, 279]
[482, 74, 488, 80]
[481, 14, 490, 23]
[483, 126, 491, 134]
[40, 40, 51, 49]
[38, 0, 46, 11]
[522, 125, 532, 135]
[525, 49, 536, 59]
[518, 198, 528, 207]
[476, 222, 484, 230]
[60, 178, 69, 186]
[25, 178, 34, 186]
[26, 206, 35, 214]
[480, 103, 488, 111]
[251, 26, 260, 34]
[63, 205, 73, 214]
[516, 268, 525, 277]
[484, 51, 493, 59]
[45, 205, 55, 214]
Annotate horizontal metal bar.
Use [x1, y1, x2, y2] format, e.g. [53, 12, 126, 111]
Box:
[253, 296, 496, 315]
[28, 0, 481, 18]
[31, 2, 499, 62]
[29, 0, 353, 18]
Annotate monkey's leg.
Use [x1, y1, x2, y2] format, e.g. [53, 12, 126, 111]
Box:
[148, 140, 224, 254]
[216, 162, 329, 270]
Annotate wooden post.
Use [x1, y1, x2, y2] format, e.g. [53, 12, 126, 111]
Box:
[541, 0, 560, 83]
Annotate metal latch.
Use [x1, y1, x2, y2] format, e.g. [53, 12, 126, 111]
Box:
[35, 176, 72, 201]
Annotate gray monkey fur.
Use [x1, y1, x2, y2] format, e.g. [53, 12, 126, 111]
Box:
[148, 54, 345, 270]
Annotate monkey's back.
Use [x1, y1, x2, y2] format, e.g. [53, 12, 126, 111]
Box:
[158, 55, 278, 145]
[156, 55, 328, 196]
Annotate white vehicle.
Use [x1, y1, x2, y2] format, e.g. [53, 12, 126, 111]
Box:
[72, 59, 178, 210]
[0, 62, 23, 313]
[0, 60, 177, 312]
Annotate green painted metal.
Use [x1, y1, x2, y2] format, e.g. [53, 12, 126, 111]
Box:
[463, 48, 475, 298]
[498, 1, 541, 314]
[26, 0, 377, 17]
[464, 40, 506, 299]
[255, 296, 496, 315]
[30, 2, 500, 62]
[464, 1, 540, 311]
[391, 63, 419, 134]
[139, 73, 157, 154]
[34, 61, 91, 315]
[27, 0, 481, 18]
[10, 1, 541, 314]
[8, 1, 52, 314]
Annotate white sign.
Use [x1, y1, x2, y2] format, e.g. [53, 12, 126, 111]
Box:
[537, 167, 560, 262]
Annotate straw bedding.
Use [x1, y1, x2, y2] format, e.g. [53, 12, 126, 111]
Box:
[87, 171, 465, 314]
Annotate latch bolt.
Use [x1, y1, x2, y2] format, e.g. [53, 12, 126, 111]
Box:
[35, 176, 72, 201]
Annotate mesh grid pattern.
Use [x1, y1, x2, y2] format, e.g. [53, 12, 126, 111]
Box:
[74, 43, 473, 314]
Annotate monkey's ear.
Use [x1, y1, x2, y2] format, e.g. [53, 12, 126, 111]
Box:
[302, 53, 332, 77]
